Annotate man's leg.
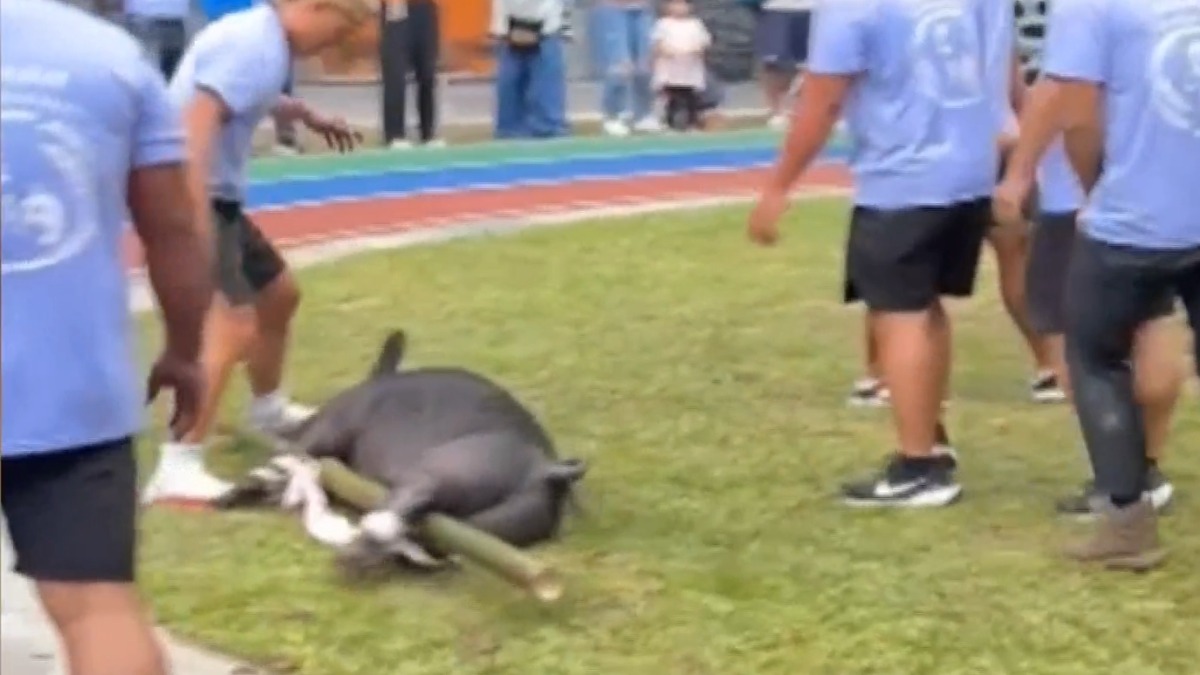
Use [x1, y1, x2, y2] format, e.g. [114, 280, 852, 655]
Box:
[273, 67, 300, 155]
[143, 202, 258, 505]
[156, 18, 186, 81]
[593, 4, 632, 136]
[986, 218, 1059, 400]
[847, 312, 889, 407]
[525, 36, 569, 138]
[839, 202, 984, 508]
[1062, 235, 1170, 570]
[237, 214, 314, 433]
[410, 0, 440, 144]
[493, 46, 528, 139]
[628, 6, 659, 133]
[2, 439, 166, 675]
[754, 10, 796, 127]
[379, 11, 411, 146]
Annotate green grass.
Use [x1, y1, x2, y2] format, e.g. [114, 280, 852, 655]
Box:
[137, 200, 1200, 675]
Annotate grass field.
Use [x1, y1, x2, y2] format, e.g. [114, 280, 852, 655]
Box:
[136, 199, 1200, 675]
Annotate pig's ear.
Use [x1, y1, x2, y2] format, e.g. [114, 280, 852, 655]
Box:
[370, 330, 407, 377]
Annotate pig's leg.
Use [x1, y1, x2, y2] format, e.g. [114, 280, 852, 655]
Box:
[464, 487, 560, 548]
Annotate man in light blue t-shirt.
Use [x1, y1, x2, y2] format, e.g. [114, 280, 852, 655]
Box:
[140, 0, 371, 506]
[747, 0, 1011, 508]
[996, 0, 1186, 525]
[2, 0, 213, 671]
[1036, 0, 1200, 570]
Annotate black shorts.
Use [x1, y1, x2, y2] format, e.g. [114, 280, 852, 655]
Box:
[212, 199, 287, 306]
[844, 199, 991, 312]
[1, 438, 138, 582]
[1065, 236, 1193, 349]
[1026, 211, 1077, 335]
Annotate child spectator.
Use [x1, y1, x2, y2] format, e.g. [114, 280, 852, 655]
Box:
[651, 0, 711, 132]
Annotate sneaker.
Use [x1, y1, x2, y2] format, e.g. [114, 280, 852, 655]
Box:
[1063, 498, 1168, 571]
[632, 116, 663, 134]
[841, 453, 962, 508]
[388, 139, 413, 150]
[247, 393, 316, 437]
[271, 143, 301, 157]
[142, 443, 233, 506]
[1030, 371, 1067, 403]
[847, 377, 891, 407]
[422, 138, 446, 148]
[1055, 465, 1175, 518]
[602, 119, 631, 137]
[767, 113, 788, 130]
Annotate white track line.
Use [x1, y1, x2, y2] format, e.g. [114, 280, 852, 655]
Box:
[128, 185, 850, 314]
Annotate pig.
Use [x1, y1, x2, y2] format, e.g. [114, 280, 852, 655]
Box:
[217, 330, 586, 573]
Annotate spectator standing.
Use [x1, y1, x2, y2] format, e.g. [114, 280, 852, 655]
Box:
[491, 0, 572, 139]
[651, 0, 711, 132]
[593, 0, 659, 136]
[2, 1, 212, 673]
[380, 0, 443, 148]
[124, 0, 191, 80]
[754, 0, 812, 129]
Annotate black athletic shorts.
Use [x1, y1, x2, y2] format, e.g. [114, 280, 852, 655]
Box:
[843, 198, 991, 312]
[1026, 210, 1078, 335]
[212, 199, 287, 305]
[1, 437, 138, 582]
[1065, 236, 1195, 349]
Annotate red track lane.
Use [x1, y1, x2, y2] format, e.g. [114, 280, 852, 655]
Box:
[124, 164, 851, 269]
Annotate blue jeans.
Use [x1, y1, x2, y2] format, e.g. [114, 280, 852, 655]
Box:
[591, 3, 653, 122]
[493, 37, 569, 140]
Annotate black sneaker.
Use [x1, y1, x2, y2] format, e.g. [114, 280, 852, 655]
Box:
[1030, 371, 1067, 404]
[841, 453, 962, 508]
[1055, 465, 1175, 518]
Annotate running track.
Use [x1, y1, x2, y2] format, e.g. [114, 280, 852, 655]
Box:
[124, 131, 852, 268]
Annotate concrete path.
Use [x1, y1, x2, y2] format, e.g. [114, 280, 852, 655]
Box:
[0, 523, 261, 675]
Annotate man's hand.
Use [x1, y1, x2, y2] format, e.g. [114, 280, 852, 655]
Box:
[993, 171, 1034, 230]
[302, 110, 363, 153]
[747, 188, 789, 246]
[146, 350, 205, 440]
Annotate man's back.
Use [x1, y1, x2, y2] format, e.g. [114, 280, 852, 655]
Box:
[808, 0, 1005, 208]
[1, 0, 183, 455]
[1046, 0, 1200, 249]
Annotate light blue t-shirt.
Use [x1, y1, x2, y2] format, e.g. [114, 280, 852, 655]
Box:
[125, 0, 190, 19]
[1, 0, 185, 457]
[1037, 137, 1085, 214]
[169, 2, 290, 202]
[1044, 0, 1200, 249]
[807, 0, 1006, 209]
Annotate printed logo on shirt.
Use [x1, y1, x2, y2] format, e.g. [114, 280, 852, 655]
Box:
[1, 66, 99, 276]
[909, 0, 984, 108]
[1149, 5, 1200, 137]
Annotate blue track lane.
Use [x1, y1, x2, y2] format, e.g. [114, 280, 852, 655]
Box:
[245, 144, 849, 210]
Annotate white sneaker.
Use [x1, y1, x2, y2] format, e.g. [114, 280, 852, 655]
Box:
[271, 143, 301, 157]
[422, 138, 446, 148]
[632, 116, 663, 134]
[388, 139, 413, 150]
[247, 392, 316, 437]
[142, 443, 233, 506]
[602, 119, 631, 137]
[767, 113, 788, 131]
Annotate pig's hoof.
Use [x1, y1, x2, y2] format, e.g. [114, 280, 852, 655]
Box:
[334, 537, 394, 584]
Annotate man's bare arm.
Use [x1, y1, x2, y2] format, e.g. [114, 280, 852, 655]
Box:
[766, 74, 853, 193]
[1054, 78, 1104, 194]
[183, 90, 226, 235]
[1003, 78, 1065, 184]
[129, 164, 213, 361]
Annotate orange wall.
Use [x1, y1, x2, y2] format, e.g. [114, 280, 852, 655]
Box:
[299, 0, 495, 81]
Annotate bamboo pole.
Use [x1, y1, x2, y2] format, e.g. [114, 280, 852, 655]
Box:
[317, 459, 564, 603]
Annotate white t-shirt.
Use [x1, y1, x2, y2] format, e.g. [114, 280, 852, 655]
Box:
[651, 16, 711, 89]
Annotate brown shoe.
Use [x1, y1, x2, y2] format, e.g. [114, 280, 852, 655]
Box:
[1063, 499, 1168, 572]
